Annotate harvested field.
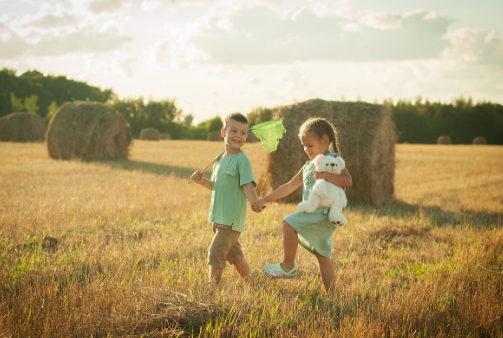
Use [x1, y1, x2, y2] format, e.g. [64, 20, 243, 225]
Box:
[0, 141, 502, 337]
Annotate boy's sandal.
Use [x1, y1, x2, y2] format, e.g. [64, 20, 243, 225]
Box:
[263, 263, 297, 279]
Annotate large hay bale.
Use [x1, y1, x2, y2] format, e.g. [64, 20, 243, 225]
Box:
[247, 130, 259, 143]
[257, 99, 397, 205]
[0, 112, 46, 142]
[207, 131, 223, 141]
[46, 102, 131, 160]
[473, 136, 487, 145]
[140, 128, 160, 140]
[160, 133, 171, 140]
[437, 135, 451, 144]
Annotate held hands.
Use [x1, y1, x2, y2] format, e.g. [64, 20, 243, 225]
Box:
[251, 198, 266, 213]
[190, 170, 204, 184]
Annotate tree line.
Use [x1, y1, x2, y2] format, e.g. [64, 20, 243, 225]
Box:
[1, 68, 502, 144]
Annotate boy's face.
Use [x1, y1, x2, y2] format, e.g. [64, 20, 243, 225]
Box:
[221, 119, 249, 152]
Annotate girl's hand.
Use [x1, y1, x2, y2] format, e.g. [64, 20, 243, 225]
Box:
[191, 170, 204, 184]
[313, 171, 326, 180]
[251, 200, 264, 213]
[255, 198, 267, 212]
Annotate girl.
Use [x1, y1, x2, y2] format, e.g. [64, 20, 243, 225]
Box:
[256, 117, 352, 296]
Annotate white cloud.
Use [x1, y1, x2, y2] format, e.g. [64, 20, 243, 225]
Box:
[442, 28, 503, 66]
[87, 0, 131, 14]
[141, 0, 161, 12]
[162, 6, 452, 65]
[281, 63, 311, 94]
[358, 12, 402, 30]
[0, 22, 132, 59]
[18, 12, 82, 29]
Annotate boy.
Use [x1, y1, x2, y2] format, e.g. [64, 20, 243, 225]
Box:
[190, 112, 260, 285]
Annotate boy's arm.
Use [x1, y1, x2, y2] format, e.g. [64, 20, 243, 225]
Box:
[314, 168, 352, 188]
[242, 182, 259, 205]
[190, 170, 213, 190]
[262, 168, 304, 204]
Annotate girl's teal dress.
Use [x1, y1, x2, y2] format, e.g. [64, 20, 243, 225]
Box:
[284, 153, 338, 258]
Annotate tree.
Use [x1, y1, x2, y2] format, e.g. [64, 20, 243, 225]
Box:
[108, 97, 182, 138]
[44, 101, 59, 124]
[0, 68, 113, 118]
[246, 106, 274, 127]
[183, 114, 194, 127]
[24, 95, 39, 115]
[10, 93, 24, 112]
[198, 116, 223, 133]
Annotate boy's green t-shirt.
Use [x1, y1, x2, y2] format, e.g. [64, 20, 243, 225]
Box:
[209, 151, 256, 232]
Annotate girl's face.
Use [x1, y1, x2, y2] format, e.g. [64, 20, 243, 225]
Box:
[301, 132, 330, 159]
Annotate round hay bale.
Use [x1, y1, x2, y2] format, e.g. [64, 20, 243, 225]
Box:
[160, 133, 172, 140]
[207, 131, 223, 141]
[140, 128, 160, 141]
[256, 99, 397, 206]
[46, 101, 132, 161]
[0, 112, 46, 142]
[473, 136, 487, 145]
[437, 135, 451, 144]
[247, 130, 259, 143]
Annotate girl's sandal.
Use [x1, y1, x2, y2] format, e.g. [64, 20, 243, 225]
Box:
[263, 263, 297, 279]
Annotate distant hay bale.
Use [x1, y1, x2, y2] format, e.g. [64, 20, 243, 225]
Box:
[0, 112, 46, 142]
[207, 131, 223, 141]
[160, 133, 171, 140]
[437, 135, 451, 144]
[256, 99, 397, 206]
[247, 131, 259, 143]
[46, 102, 132, 161]
[140, 128, 160, 141]
[473, 136, 487, 145]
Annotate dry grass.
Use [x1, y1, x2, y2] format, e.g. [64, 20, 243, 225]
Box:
[0, 141, 502, 337]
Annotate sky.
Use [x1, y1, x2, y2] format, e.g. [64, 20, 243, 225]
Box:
[1, 0, 502, 123]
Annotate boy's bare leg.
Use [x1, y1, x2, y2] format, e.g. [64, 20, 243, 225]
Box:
[232, 258, 252, 284]
[209, 265, 224, 284]
[314, 251, 336, 296]
[281, 221, 298, 272]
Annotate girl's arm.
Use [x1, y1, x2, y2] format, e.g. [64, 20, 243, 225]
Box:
[314, 167, 352, 188]
[261, 168, 304, 205]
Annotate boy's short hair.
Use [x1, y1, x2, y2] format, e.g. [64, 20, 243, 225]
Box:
[223, 112, 249, 129]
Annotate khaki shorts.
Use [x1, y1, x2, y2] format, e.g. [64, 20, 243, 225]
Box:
[207, 223, 244, 268]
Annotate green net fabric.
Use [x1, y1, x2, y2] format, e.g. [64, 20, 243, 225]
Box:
[249, 119, 287, 152]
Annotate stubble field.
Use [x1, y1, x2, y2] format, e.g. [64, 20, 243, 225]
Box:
[1, 141, 502, 337]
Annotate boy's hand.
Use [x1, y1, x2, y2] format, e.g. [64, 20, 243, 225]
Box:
[251, 200, 261, 213]
[252, 199, 266, 212]
[191, 170, 204, 184]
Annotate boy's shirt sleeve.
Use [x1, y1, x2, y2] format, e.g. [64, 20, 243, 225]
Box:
[238, 154, 256, 187]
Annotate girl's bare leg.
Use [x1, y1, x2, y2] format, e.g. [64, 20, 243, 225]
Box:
[232, 258, 252, 284]
[314, 250, 335, 296]
[281, 221, 298, 272]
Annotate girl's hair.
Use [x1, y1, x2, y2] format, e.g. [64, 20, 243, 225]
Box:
[298, 117, 338, 153]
